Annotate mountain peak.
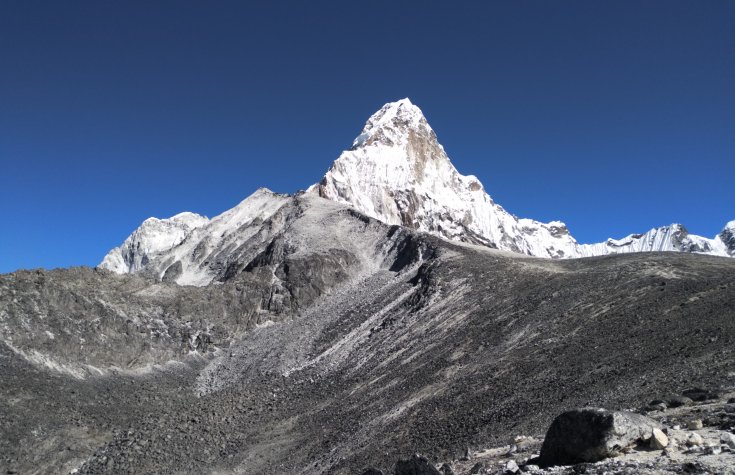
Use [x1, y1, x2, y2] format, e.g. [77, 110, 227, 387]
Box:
[309, 99, 586, 257]
[101, 99, 735, 274]
[352, 98, 432, 149]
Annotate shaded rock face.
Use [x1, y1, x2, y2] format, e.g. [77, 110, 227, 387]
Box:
[0, 199, 435, 373]
[718, 222, 735, 256]
[681, 387, 722, 402]
[394, 454, 441, 475]
[360, 469, 384, 475]
[538, 408, 660, 467]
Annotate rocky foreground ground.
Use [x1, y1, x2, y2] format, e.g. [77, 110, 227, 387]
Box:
[380, 389, 735, 474]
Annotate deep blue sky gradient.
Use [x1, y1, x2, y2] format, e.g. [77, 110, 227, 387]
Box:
[2, 1, 734, 272]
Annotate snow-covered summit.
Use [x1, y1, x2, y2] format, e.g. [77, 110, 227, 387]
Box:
[309, 98, 581, 257]
[350, 98, 429, 149]
[100, 212, 209, 274]
[309, 98, 733, 259]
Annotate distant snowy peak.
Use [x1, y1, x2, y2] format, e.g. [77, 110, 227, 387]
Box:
[310, 98, 581, 258]
[99, 188, 291, 283]
[100, 212, 209, 274]
[578, 223, 729, 257]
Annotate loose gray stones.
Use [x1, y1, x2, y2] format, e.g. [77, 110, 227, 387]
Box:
[537, 408, 660, 466]
[439, 463, 454, 475]
[705, 444, 722, 455]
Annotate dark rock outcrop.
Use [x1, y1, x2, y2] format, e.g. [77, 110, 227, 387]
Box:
[394, 454, 441, 475]
[681, 387, 722, 402]
[538, 408, 660, 467]
[361, 468, 385, 475]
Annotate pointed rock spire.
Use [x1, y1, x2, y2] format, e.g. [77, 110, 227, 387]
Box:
[351, 98, 434, 149]
[310, 99, 581, 257]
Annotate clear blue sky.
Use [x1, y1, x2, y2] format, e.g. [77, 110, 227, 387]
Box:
[2, 1, 734, 272]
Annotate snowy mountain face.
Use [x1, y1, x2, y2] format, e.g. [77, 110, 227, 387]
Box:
[100, 212, 210, 274]
[98, 188, 424, 288]
[99, 99, 733, 279]
[577, 223, 732, 258]
[309, 98, 733, 259]
[308, 98, 581, 258]
[719, 221, 735, 257]
[101, 189, 295, 285]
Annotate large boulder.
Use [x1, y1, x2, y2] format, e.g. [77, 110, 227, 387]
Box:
[681, 387, 722, 402]
[394, 454, 441, 475]
[538, 408, 660, 467]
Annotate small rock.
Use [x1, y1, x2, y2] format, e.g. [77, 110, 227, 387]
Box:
[439, 463, 454, 475]
[667, 396, 693, 408]
[723, 404, 735, 414]
[650, 428, 669, 449]
[682, 462, 706, 473]
[468, 462, 484, 474]
[521, 464, 540, 473]
[687, 433, 704, 446]
[727, 397, 735, 404]
[648, 402, 667, 412]
[721, 432, 735, 449]
[687, 419, 703, 430]
[704, 444, 722, 455]
[504, 460, 520, 474]
[506, 444, 518, 455]
[673, 424, 681, 430]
